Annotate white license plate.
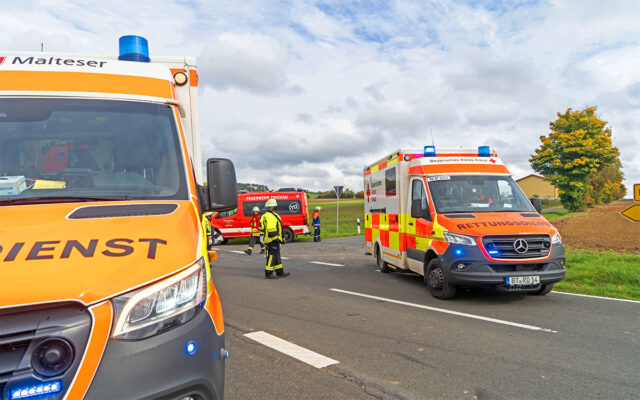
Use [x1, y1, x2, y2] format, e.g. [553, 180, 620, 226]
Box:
[505, 276, 540, 285]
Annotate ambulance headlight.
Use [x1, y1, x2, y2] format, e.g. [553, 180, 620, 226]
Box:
[551, 233, 562, 244]
[112, 258, 206, 340]
[443, 232, 477, 246]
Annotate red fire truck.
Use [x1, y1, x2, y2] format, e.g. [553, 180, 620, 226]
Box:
[209, 190, 310, 244]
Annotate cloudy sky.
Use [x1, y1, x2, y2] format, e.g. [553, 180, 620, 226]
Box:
[1, 0, 639, 195]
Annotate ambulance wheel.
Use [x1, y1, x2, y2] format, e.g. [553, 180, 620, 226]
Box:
[530, 283, 554, 296]
[376, 245, 391, 273]
[425, 259, 456, 299]
[283, 228, 294, 243]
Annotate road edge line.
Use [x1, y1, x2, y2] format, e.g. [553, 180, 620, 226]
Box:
[330, 288, 557, 333]
[551, 291, 640, 304]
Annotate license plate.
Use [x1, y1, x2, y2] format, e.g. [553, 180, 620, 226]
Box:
[505, 276, 540, 285]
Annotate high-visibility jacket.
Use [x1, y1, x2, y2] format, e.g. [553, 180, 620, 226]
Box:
[312, 211, 320, 227]
[260, 211, 283, 244]
[250, 215, 262, 236]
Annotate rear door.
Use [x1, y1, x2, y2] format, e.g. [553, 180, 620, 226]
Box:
[406, 177, 433, 274]
[277, 193, 305, 233]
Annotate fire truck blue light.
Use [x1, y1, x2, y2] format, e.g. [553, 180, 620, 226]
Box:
[10, 381, 62, 399]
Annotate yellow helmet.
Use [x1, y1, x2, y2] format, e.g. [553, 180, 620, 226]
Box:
[265, 199, 277, 208]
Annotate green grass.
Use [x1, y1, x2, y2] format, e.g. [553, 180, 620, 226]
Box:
[541, 199, 562, 208]
[556, 249, 640, 300]
[543, 210, 582, 221]
[308, 198, 365, 239]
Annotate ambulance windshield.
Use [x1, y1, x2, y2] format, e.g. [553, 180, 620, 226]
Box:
[427, 175, 535, 213]
[0, 98, 188, 202]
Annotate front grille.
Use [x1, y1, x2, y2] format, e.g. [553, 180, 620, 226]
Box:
[0, 303, 91, 399]
[482, 235, 551, 259]
[490, 263, 547, 273]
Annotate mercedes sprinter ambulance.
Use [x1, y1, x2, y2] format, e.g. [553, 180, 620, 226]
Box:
[364, 146, 565, 299]
[0, 36, 236, 399]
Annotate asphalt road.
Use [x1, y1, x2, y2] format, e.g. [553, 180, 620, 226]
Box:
[214, 237, 639, 400]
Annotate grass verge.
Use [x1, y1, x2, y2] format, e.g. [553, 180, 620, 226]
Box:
[543, 210, 581, 221]
[555, 249, 640, 301]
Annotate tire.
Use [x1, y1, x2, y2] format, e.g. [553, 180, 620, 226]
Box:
[283, 228, 294, 243]
[212, 229, 227, 245]
[376, 245, 391, 273]
[531, 283, 554, 296]
[425, 259, 456, 299]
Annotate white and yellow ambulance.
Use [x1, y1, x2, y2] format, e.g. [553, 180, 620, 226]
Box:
[364, 146, 565, 299]
[0, 36, 235, 399]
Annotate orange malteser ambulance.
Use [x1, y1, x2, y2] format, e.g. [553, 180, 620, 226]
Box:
[364, 146, 565, 299]
[0, 36, 236, 399]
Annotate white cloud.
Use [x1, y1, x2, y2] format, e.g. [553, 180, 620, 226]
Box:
[1, 0, 638, 195]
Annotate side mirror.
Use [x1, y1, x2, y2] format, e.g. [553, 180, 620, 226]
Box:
[206, 158, 238, 212]
[411, 199, 430, 220]
[530, 197, 542, 213]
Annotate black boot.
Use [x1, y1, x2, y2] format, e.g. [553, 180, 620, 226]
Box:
[260, 248, 265, 254]
[244, 249, 252, 255]
[265, 271, 279, 279]
[276, 269, 290, 278]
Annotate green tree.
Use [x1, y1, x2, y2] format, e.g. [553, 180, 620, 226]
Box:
[530, 106, 620, 211]
[586, 162, 626, 206]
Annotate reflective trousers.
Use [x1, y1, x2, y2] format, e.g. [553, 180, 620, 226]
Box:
[313, 226, 321, 241]
[265, 240, 282, 272]
[248, 234, 265, 251]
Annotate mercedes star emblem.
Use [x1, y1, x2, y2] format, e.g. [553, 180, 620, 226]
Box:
[513, 238, 529, 254]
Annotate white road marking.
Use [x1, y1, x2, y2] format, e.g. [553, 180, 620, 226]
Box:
[330, 288, 558, 333]
[229, 250, 246, 254]
[244, 331, 339, 368]
[281, 257, 290, 260]
[552, 291, 640, 304]
[310, 261, 345, 267]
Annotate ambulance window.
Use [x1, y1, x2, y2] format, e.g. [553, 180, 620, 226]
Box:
[498, 180, 513, 198]
[385, 167, 396, 197]
[412, 179, 429, 216]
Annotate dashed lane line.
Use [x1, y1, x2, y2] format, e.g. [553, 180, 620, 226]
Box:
[310, 261, 345, 267]
[330, 288, 558, 333]
[551, 291, 640, 304]
[244, 331, 339, 369]
[229, 250, 246, 254]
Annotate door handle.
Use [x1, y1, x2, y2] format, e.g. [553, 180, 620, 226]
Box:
[408, 221, 414, 226]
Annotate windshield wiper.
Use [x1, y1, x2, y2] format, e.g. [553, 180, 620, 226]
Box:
[0, 195, 131, 206]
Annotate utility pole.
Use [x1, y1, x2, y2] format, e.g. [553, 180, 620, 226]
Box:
[334, 185, 344, 235]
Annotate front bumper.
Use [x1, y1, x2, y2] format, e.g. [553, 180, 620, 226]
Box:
[85, 310, 225, 400]
[441, 243, 566, 289]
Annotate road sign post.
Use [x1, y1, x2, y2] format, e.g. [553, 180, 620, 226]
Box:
[621, 183, 640, 222]
[334, 185, 344, 235]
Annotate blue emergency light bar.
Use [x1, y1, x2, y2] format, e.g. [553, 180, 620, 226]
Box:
[478, 146, 491, 157]
[423, 145, 436, 157]
[10, 380, 62, 399]
[118, 35, 150, 62]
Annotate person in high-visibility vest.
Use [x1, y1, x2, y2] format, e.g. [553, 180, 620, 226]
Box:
[245, 206, 265, 255]
[260, 199, 290, 279]
[312, 206, 321, 242]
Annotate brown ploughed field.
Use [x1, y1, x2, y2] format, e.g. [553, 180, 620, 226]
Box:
[553, 201, 639, 253]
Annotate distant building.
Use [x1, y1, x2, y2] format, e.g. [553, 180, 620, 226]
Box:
[516, 174, 558, 199]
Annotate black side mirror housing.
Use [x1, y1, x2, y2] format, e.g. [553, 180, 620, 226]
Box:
[411, 199, 430, 220]
[205, 158, 238, 212]
[530, 197, 542, 213]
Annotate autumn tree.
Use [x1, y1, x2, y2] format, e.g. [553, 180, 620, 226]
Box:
[530, 106, 621, 211]
[586, 162, 626, 206]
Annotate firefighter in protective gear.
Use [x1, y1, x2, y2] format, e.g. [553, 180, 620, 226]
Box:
[312, 206, 321, 242]
[260, 199, 290, 279]
[245, 206, 265, 255]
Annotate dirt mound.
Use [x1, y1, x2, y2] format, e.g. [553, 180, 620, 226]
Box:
[552, 201, 640, 253]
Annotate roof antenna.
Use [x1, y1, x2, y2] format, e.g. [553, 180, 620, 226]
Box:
[41, 42, 44, 52]
[430, 129, 435, 147]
